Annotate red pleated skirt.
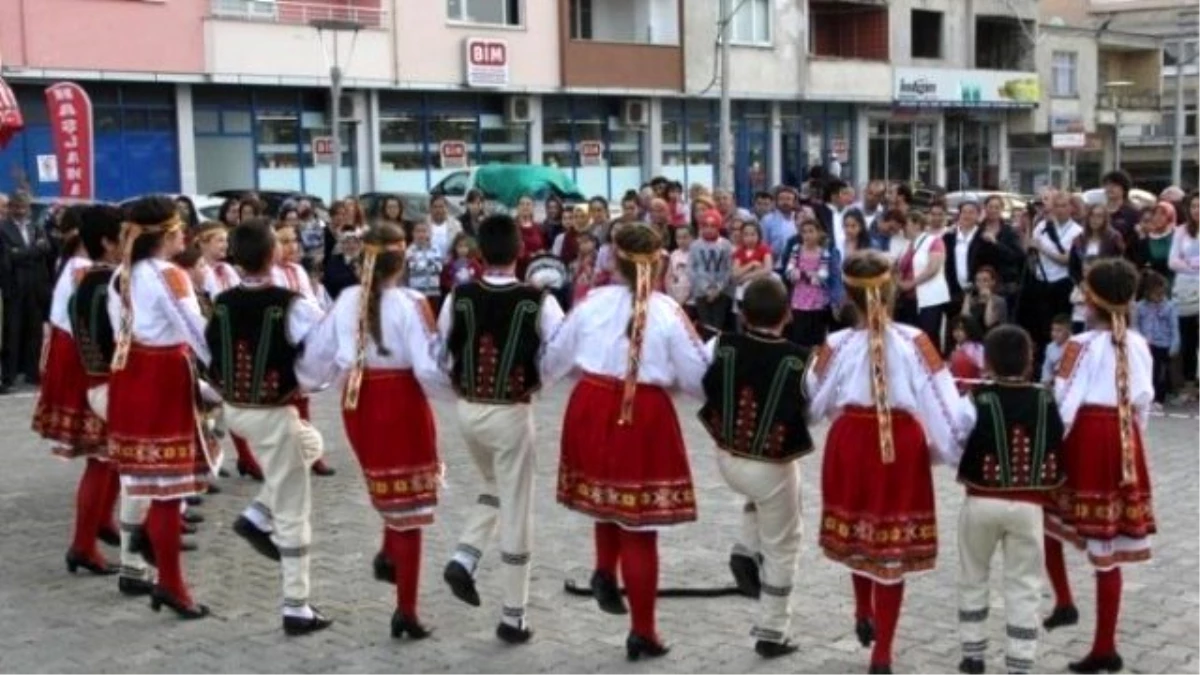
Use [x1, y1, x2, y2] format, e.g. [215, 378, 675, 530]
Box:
[341, 369, 440, 530]
[32, 327, 106, 457]
[1045, 406, 1155, 561]
[557, 373, 696, 528]
[820, 406, 937, 582]
[107, 343, 208, 498]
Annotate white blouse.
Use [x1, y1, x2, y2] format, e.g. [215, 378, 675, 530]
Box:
[49, 256, 92, 333]
[541, 285, 710, 398]
[202, 261, 241, 299]
[297, 285, 449, 398]
[272, 262, 316, 300]
[804, 324, 976, 466]
[1054, 329, 1154, 434]
[106, 259, 211, 366]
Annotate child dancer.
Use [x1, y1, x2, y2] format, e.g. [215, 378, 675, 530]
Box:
[699, 276, 813, 658]
[804, 251, 974, 674]
[205, 220, 330, 635]
[1043, 258, 1155, 674]
[543, 224, 710, 661]
[956, 325, 1065, 675]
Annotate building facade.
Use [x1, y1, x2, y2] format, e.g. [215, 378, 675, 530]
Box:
[0, 0, 1190, 205]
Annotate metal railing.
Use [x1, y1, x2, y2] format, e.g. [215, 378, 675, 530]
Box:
[1096, 90, 1162, 110]
[210, 0, 386, 28]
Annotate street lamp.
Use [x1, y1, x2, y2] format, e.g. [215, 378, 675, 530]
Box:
[1105, 80, 1134, 171]
[312, 18, 363, 204]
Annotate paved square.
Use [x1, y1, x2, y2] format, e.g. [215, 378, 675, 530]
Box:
[0, 385, 1196, 674]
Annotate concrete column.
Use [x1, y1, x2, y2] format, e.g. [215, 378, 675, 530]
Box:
[853, 107, 870, 187]
[528, 95, 544, 164]
[998, 115, 1011, 191]
[645, 97, 664, 177]
[769, 100, 782, 187]
[934, 114, 947, 188]
[365, 89, 381, 192]
[174, 84, 197, 195]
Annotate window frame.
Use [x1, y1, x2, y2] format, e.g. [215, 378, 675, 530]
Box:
[1051, 50, 1078, 98]
[728, 0, 772, 46]
[909, 9, 943, 60]
[446, 0, 522, 28]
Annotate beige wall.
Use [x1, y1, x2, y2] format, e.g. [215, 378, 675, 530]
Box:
[205, 20, 393, 83]
[683, 0, 805, 97]
[393, 0, 560, 89]
[806, 60, 893, 102]
[1030, 31, 1099, 134]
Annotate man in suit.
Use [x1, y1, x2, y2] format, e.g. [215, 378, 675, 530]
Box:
[0, 193, 7, 393]
[1, 191, 52, 388]
[942, 199, 985, 354]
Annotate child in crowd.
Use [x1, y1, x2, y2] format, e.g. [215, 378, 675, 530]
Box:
[732, 222, 775, 316]
[949, 315, 985, 394]
[1041, 315, 1073, 387]
[1135, 270, 1180, 409]
[690, 210, 734, 337]
[785, 219, 833, 347]
[406, 221, 444, 313]
[698, 277, 813, 659]
[571, 233, 599, 305]
[667, 225, 694, 313]
[955, 325, 1065, 675]
[441, 233, 484, 294]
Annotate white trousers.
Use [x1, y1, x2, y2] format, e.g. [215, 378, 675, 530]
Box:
[88, 384, 151, 581]
[715, 451, 802, 643]
[224, 404, 322, 608]
[454, 400, 535, 623]
[957, 495, 1044, 674]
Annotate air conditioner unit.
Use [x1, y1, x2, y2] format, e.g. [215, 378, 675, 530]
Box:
[505, 96, 533, 124]
[622, 99, 649, 128]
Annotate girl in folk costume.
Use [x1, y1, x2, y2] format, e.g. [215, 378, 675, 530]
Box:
[1042, 258, 1155, 674]
[298, 224, 449, 639]
[106, 196, 214, 619]
[271, 219, 335, 477]
[32, 205, 120, 575]
[804, 251, 975, 674]
[543, 224, 710, 661]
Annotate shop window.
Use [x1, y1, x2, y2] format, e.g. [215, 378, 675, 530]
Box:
[911, 10, 942, 59]
[447, 0, 521, 26]
[868, 121, 914, 183]
[195, 109, 221, 135]
[380, 114, 425, 193]
[480, 115, 528, 166]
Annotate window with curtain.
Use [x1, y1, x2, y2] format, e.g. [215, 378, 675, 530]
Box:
[447, 0, 521, 26]
[730, 0, 770, 45]
[1052, 51, 1078, 97]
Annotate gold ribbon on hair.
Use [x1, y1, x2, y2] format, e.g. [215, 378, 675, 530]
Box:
[344, 241, 405, 411]
[111, 216, 184, 372]
[1084, 283, 1137, 486]
[844, 269, 896, 464]
[616, 247, 658, 425]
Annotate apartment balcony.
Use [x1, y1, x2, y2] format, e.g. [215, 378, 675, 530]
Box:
[1096, 90, 1163, 127]
[209, 0, 387, 28]
[559, 0, 683, 90]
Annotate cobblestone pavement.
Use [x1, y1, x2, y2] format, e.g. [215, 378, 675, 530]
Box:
[0, 384, 1196, 674]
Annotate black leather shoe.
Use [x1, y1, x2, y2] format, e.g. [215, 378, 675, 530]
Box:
[443, 560, 480, 607]
[590, 570, 628, 615]
[626, 632, 669, 661]
[958, 657, 985, 674]
[755, 640, 799, 659]
[868, 664, 892, 674]
[1068, 653, 1124, 674]
[185, 495, 204, 507]
[65, 549, 117, 576]
[283, 607, 333, 636]
[496, 621, 533, 645]
[311, 459, 336, 476]
[218, 467, 231, 478]
[149, 587, 209, 620]
[373, 550, 396, 584]
[1043, 604, 1079, 631]
[236, 460, 264, 482]
[856, 618, 875, 647]
[118, 576, 154, 597]
[182, 522, 198, 536]
[0, 382, 13, 395]
[183, 511, 205, 525]
[233, 516, 280, 561]
[98, 526, 120, 547]
[391, 610, 432, 640]
[205, 482, 222, 495]
[729, 553, 762, 598]
[181, 539, 199, 553]
[129, 526, 156, 567]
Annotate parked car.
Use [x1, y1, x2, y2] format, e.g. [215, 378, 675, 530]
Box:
[1079, 188, 1157, 210]
[944, 191, 1028, 221]
[208, 189, 327, 217]
[431, 164, 587, 215]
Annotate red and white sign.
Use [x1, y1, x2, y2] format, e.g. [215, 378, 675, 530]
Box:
[439, 140, 468, 169]
[44, 82, 93, 199]
[577, 140, 604, 167]
[465, 38, 509, 88]
[0, 76, 23, 150]
[311, 135, 335, 165]
[1051, 133, 1086, 150]
[831, 137, 849, 162]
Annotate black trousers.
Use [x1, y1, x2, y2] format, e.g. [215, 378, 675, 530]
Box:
[1150, 345, 1172, 403]
[917, 303, 948, 348]
[2, 286, 44, 384]
[1180, 314, 1199, 385]
[1027, 278, 1074, 375]
[695, 294, 732, 339]
[790, 309, 830, 347]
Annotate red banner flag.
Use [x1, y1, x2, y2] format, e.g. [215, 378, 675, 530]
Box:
[0, 76, 23, 149]
[44, 82, 94, 199]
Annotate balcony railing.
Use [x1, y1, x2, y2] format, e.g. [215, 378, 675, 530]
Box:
[1097, 90, 1162, 111]
[210, 0, 387, 29]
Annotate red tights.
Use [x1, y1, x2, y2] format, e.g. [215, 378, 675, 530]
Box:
[851, 574, 905, 668]
[386, 528, 423, 620]
[593, 523, 659, 640]
[69, 458, 111, 562]
[146, 499, 191, 606]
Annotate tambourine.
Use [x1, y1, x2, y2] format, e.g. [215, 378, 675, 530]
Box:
[524, 254, 569, 289]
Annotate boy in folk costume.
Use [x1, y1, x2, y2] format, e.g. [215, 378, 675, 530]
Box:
[32, 205, 120, 576]
[438, 214, 564, 644]
[543, 224, 710, 661]
[698, 276, 813, 658]
[298, 224, 450, 640]
[1042, 258, 1155, 674]
[106, 196, 214, 619]
[955, 325, 1065, 675]
[804, 251, 974, 674]
[204, 221, 331, 636]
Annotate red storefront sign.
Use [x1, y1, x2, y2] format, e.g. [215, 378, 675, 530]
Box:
[0, 76, 23, 149]
[44, 82, 94, 199]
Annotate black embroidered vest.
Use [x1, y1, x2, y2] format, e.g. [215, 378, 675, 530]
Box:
[69, 266, 116, 377]
[206, 286, 301, 406]
[447, 281, 545, 404]
[957, 383, 1066, 492]
[699, 331, 813, 462]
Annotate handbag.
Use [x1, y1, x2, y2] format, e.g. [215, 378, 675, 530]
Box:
[1172, 273, 1200, 317]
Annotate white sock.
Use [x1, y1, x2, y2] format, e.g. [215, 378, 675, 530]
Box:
[282, 603, 314, 619]
[242, 506, 274, 533]
[451, 551, 478, 575]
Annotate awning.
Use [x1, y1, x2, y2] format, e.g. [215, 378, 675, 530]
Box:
[0, 75, 24, 149]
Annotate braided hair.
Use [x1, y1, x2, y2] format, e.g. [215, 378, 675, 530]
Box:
[613, 224, 663, 425]
[842, 250, 897, 463]
[1083, 257, 1140, 485]
[343, 223, 406, 411]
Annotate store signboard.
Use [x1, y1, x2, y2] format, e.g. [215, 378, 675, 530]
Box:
[465, 38, 509, 88]
[1052, 133, 1087, 149]
[893, 67, 1039, 107]
[577, 140, 604, 167]
[439, 140, 468, 169]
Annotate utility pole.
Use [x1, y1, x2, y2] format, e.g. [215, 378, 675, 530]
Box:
[718, 0, 734, 192]
[312, 18, 363, 203]
[1171, 37, 1187, 187]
